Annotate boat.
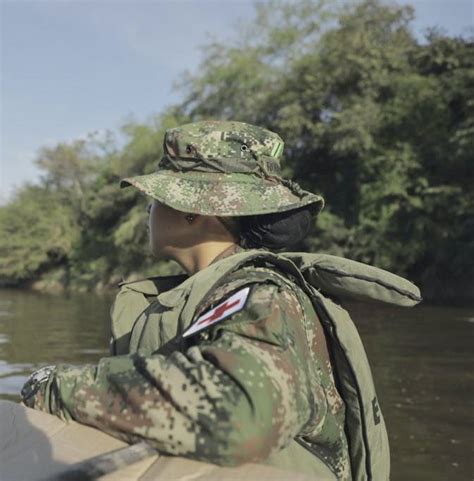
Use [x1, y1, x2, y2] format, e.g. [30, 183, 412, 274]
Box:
[0, 401, 334, 481]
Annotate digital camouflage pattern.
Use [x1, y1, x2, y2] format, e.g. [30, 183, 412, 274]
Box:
[120, 120, 324, 216]
[29, 264, 350, 480]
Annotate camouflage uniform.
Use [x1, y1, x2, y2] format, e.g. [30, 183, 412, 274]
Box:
[23, 121, 351, 479]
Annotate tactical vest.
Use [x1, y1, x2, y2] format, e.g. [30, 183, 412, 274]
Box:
[110, 250, 422, 481]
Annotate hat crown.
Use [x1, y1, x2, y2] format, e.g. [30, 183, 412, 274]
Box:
[163, 120, 284, 168]
[120, 119, 324, 218]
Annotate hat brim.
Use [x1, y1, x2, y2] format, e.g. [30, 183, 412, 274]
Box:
[120, 170, 324, 217]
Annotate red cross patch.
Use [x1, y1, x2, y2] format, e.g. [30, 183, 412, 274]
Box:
[183, 287, 250, 338]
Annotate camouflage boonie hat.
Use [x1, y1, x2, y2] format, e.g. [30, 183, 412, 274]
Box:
[120, 120, 324, 217]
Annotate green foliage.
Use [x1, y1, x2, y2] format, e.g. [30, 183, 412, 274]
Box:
[178, 0, 473, 299]
[1, 0, 472, 301]
[0, 186, 79, 283]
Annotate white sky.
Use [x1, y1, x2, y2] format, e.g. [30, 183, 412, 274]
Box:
[1, 0, 473, 204]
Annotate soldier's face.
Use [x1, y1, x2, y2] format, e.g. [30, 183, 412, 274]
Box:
[148, 200, 193, 258]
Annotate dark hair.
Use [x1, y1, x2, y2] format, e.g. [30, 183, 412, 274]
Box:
[236, 206, 314, 251]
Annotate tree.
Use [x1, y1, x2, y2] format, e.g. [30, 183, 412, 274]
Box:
[177, 0, 473, 299]
[1, 0, 472, 301]
[0, 186, 78, 284]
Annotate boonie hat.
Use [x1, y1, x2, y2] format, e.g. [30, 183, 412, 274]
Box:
[120, 120, 324, 217]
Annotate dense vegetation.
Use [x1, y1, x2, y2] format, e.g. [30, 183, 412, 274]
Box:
[1, 0, 472, 302]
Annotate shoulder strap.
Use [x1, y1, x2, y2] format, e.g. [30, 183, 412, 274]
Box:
[110, 274, 187, 355]
[261, 254, 391, 481]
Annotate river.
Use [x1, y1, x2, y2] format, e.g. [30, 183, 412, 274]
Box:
[0, 288, 472, 481]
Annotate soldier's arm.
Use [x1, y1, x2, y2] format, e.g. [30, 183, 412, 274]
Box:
[32, 281, 321, 466]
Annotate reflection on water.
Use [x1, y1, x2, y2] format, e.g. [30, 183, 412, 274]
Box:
[0, 288, 472, 481]
[0, 289, 111, 401]
[347, 302, 473, 481]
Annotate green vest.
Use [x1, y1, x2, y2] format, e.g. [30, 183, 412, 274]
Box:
[111, 250, 421, 481]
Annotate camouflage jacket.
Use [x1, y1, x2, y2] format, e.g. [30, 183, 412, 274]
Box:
[33, 247, 351, 480]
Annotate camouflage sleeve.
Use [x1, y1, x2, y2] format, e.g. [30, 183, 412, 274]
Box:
[35, 281, 319, 466]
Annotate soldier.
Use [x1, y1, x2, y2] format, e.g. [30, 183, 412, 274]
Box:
[21, 120, 414, 481]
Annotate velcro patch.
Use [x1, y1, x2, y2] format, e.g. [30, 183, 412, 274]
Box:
[183, 287, 250, 338]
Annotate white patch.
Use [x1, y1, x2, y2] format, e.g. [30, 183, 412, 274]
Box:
[183, 287, 250, 338]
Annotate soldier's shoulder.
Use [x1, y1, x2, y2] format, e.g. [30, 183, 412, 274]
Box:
[189, 265, 304, 335]
[199, 264, 297, 313]
[187, 265, 306, 347]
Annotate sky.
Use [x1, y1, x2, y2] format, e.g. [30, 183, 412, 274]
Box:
[1, 0, 473, 204]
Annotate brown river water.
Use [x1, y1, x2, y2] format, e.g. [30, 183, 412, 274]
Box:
[0, 288, 472, 481]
